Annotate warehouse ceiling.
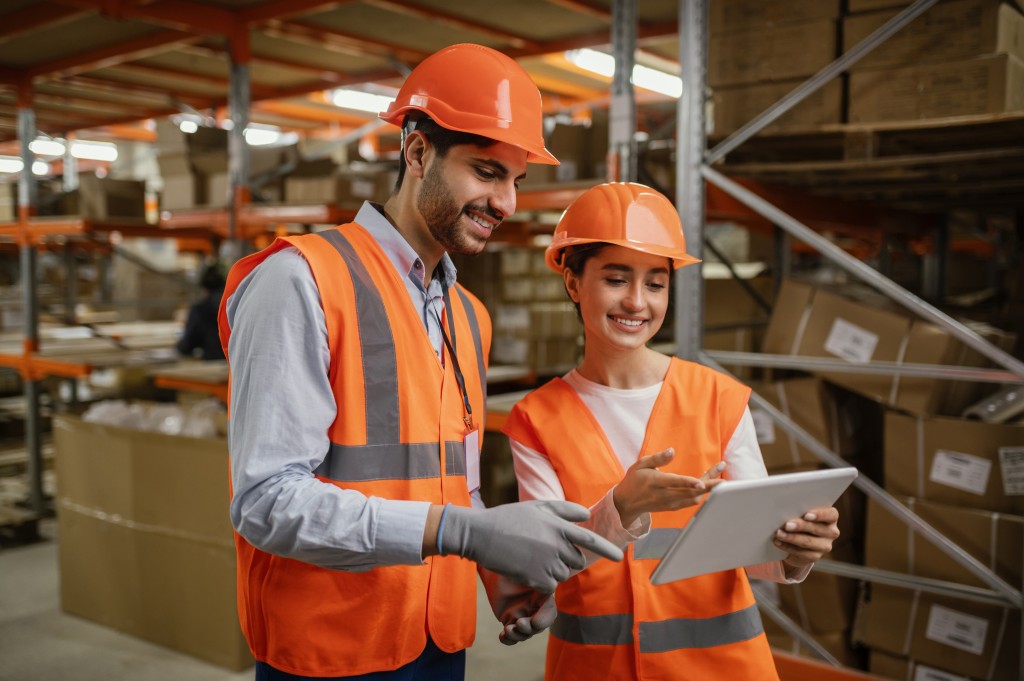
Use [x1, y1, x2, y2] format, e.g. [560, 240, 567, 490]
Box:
[0, 0, 680, 143]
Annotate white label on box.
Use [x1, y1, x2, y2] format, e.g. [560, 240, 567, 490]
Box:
[929, 450, 991, 495]
[913, 665, 970, 681]
[750, 408, 776, 444]
[823, 318, 878, 363]
[924, 604, 988, 655]
[999, 446, 1024, 495]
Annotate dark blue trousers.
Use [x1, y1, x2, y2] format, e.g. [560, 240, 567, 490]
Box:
[254, 637, 466, 681]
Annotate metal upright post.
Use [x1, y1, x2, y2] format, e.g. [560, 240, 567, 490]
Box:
[610, 0, 638, 182]
[227, 26, 251, 265]
[675, 0, 708, 361]
[17, 81, 44, 516]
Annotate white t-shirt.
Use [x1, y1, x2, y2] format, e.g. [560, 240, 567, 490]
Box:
[509, 368, 809, 583]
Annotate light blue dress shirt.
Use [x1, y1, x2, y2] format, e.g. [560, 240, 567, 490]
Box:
[225, 202, 463, 570]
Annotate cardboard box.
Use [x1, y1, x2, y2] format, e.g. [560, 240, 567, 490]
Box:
[848, 54, 1024, 123]
[844, 0, 1024, 71]
[65, 173, 147, 222]
[849, 0, 1023, 14]
[708, 19, 837, 87]
[493, 302, 580, 339]
[711, 78, 843, 135]
[870, 649, 995, 681]
[764, 627, 860, 668]
[762, 279, 1017, 417]
[865, 495, 1023, 589]
[708, 0, 840, 34]
[522, 119, 608, 186]
[853, 583, 1019, 680]
[884, 411, 1024, 514]
[53, 413, 251, 670]
[749, 378, 836, 471]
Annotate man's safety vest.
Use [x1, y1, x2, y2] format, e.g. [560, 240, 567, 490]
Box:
[503, 358, 780, 681]
[218, 223, 489, 676]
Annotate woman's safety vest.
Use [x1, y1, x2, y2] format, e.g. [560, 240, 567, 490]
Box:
[503, 358, 779, 681]
[218, 223, 490, 676]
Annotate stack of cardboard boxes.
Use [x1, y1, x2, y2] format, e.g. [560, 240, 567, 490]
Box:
[847, 0, 1024, 123]
[453, 247, 582, 376]
[760, 277, 1023, 679]
[708, 0, 844, 135]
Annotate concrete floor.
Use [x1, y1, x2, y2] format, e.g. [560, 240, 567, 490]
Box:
[0, 520, 547, 681]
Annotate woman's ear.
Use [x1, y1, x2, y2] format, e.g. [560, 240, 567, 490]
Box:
[563, 267, 581, 303]
[404, 130, 430, 180]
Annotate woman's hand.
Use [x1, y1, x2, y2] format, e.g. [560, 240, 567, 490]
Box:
[775, 506, 841, 575]
[612, 449, 725, 527]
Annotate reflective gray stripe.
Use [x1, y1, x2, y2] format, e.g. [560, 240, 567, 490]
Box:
[639, 603, 765, 653]
[453, 285, 487, 405]
[552, 603, 764, 652]
[315, 441, 465, 482]
[317, 230, 399, 445]
[633, 528, 681, 560]
[552, 612, 633, 646]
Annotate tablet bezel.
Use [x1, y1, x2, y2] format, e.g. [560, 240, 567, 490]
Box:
[649, 467, 858, 585]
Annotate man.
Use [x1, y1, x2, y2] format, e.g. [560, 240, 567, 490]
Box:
[218, 43, 623, 681]
[177, 263, 226, 361]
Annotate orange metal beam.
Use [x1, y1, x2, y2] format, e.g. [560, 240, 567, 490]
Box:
[0, 2, 89, 43]
[62, 73, 210, 106]
[153, 375, 227, 401]
[179, 43, 348, 84]
[772, 651, 889, 681]
[252, 100, 373, 126]
[28, 29, 200, 80]
[50, 0, 233, 34]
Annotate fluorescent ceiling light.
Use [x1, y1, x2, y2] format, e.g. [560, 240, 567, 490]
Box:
[71, 140, 118, 162]
[331, 88, 394, 114]
[243, 125, 281, 146]
[565, 48, 683, 98]
[0, 157, 23, 173]
[179, 120, 198, 134]
[0, 157, 49, 175]
[29, 138, 66, 157]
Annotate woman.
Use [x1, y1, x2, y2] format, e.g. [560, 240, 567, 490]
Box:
[502, 183, 840, 680]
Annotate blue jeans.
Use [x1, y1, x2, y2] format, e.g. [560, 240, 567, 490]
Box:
[254, 637, 466, 681]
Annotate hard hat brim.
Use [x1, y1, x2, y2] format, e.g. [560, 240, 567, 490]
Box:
[545, 236, 701, 273]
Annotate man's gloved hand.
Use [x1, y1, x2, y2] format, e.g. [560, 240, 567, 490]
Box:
[439, 500, 623, 593]
[479, 568, 557, 646]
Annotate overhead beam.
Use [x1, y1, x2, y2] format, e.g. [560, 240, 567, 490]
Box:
[28, 29, 200, 80]
[265, 19, 428, 62]
[240, 0, 355, 25]
[179, 44, 350, 83]
[0, 2, 90, 44]
[252, 99, 375, 126]
[546, 0, 612, 20]
[49, 0, 233, 34]
[364, 0, 541, 50]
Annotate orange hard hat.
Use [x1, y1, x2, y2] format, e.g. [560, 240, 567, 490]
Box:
[545, 182, 700, 273]
[380, 43, 558, 165]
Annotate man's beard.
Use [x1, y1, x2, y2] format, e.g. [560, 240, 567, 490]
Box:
[417, 160, 500, 255]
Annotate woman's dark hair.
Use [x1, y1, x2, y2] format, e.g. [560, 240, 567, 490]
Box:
[394, 115, 497, 190]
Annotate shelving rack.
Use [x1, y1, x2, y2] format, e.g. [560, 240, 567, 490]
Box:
[675, 1, 1024, 678]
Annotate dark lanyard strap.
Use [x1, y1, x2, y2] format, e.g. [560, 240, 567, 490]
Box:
[433, 288, 474, 431]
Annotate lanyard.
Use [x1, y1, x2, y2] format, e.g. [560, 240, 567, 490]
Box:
[432, 288, 474, 432]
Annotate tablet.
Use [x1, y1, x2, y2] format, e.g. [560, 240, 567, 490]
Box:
[649, 467, 858, 585]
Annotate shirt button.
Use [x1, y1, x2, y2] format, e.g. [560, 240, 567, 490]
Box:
[414, 261, 422, 270]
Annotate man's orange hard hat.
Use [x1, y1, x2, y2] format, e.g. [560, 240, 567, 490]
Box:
[380, 43, 558, 166]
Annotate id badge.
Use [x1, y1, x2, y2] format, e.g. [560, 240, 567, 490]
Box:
[464, 428, 481, 493]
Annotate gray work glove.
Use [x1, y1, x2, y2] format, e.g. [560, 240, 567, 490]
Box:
[439, 500, 623, 594]
[479, 567, 557, 646]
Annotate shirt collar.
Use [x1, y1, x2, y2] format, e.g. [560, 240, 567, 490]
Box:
[355, 201, 458, 291]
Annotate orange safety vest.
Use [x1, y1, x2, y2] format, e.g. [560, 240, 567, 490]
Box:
[502, 358, 780, 681]
[218, 223, 490, 676]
